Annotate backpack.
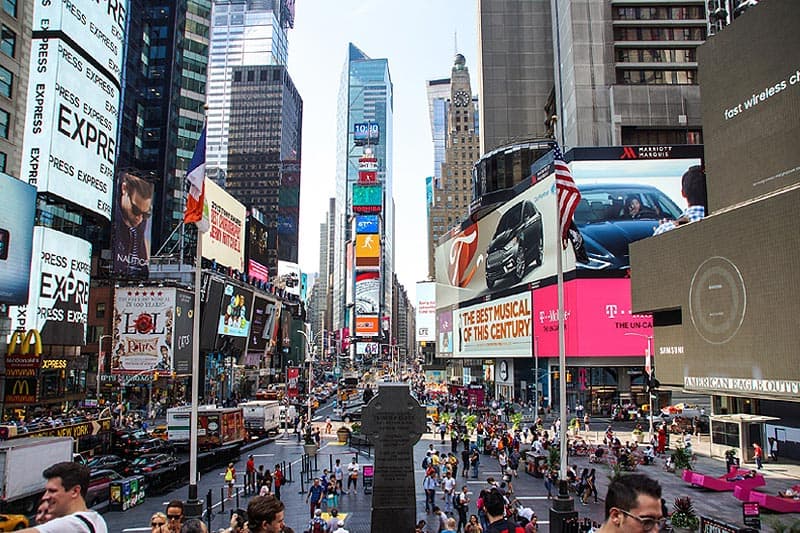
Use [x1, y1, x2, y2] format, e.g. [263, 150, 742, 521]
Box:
[422, 456, 430, 469]
[311, 519, 325, 533]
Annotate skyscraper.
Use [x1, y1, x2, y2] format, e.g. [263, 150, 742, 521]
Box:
[225, 64, 302, 273]
[117, 0, 211, 256]
[426, 55, 481, 279]
[206, 0, 295, 184]
[333, 44, 394, 345]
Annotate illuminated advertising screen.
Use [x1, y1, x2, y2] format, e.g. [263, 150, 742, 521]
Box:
[21, 39, 120, 219]
[345, 242, 354, 306]
[112, 170, 155, 279]
[277, 261, 301, 297]
[698, 0, 800, 211]
[356, 342, 379, 356]
[355, 234, 380, 268]
[199, 276, 224, 351]
[246, 216, 271, 283]
[353, 122, 380, 146]
[9, 227, 91, 345]
[355, 271, 380, 314]
[415, 281, 436, 342]
[437, 309, 453, 355]
[0, 174, 36, 304]
[352, 184, 382, 213]
[355, 315, 380, 337]
[533, 278, 653, 358]
[248, 296, 270, 354]
[32, 0, 126, 84]
[355, 215, 379, 234]
[202, 179, 246, 272]
[217, 284, 253, 337]
[453, 292, 532, 358]
[112, 287, 176, 374]
[173, 289, 194, 375]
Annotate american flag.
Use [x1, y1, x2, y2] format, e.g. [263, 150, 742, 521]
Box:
[554, 145, 581, 240]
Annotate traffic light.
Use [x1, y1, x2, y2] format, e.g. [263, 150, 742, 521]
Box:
[646, 373, 660, 393]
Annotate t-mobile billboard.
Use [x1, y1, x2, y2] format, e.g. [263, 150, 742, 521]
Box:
[533, 278, 653, 358]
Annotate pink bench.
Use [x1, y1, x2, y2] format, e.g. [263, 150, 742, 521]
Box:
[734, 485, 800, 513]
[681, 467, 766, 492]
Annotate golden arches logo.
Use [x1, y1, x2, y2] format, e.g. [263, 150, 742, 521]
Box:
[7, 329, 42, 356]
[10, 379, 31, 397]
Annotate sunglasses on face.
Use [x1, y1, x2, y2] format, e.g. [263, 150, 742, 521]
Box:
[130, 201, 152, 219]
[167, 514, 182, 520]
[617, 509, 667, 531]
[151, 521, 166, 527]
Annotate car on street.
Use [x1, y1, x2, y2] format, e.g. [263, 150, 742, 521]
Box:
[131, 438, 173, 456]
[485, 199, 544, 288]
[125, 453, 178, 475]
[87, 454, 129, 475]
[87, 469, 124, 507]
[338, 402, 365, 423]
[0, 513, 28, 531]
[112, 429, 150, 456]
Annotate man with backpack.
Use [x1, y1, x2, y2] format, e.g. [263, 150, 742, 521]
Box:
[484, 489, 523, 533]
[306, 509, 328, 533]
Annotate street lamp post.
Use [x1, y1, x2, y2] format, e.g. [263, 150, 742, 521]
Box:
[97, 335, 113, 398]
[297, 330, 316, 426]
[284, 360, 293, 438]
[624, 332, 655, 440]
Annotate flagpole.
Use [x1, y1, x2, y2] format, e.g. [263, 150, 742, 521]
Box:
[187, 224, 202, 509]
[557, 197, 568, 483]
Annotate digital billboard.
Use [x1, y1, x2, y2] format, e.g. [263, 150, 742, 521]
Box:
[112, 170, 155, 279]
[355, 315, 379, 337]
[353, 122, 380, 146]
[437, 309, 453, 355]
[32, 0, 127, 84]
[202, 179, 246, 272]
[415, 281, 436, 342]
[248, 296, 271, 355]
[277, 261, 301, 297]
[112, 288, 176, 374]
[698, 0, 800, 211]
[352, 184, 382, 213]
[0, 174, 36, 304]
[355, 235, 380, 268]
[356, 342, 379, 356]
[199, 275, 223, 352]
[217, 284, 253, 338]
[453, 292, 532, 358]
[355, 271, 380, 314]
[533, 279, 653, 358]
[355, 215, 380, 234]
[9, 227, 91, 345]
[21, 39, 120, 219]
[246, 216, 271, 283]
[173, 289, 194, 375]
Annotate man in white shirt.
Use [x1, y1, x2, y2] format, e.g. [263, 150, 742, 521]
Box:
[21, 462, 108, 533]
[346, 457, 359, 494]
[441, 471, 457, 514]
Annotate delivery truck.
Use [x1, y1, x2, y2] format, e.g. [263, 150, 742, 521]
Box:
[239, 400, 281, 437]
[167, 405, 247, 450]
[0, 437, 74, 515]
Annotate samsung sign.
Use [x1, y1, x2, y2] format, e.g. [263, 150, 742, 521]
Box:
[355, 215, 379, 234]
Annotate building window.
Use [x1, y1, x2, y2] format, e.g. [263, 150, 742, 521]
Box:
[0, 108, 8, 138]
[0, 65, 11, 97]
[96, 302, 106, 319]
[0, 26, 15, 57]
[2, 0, 15, 17]
[0, 151, 6, 173]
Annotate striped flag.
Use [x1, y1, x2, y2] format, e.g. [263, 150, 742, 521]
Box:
[553, 145, 581, 240]
[184, 127, 208, 233]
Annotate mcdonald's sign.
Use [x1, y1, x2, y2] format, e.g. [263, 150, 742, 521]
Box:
[5, 377, 37, 404]
[6, 329, 43, 369]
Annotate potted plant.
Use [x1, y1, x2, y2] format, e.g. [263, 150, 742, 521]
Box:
[303, 428, 317, 456]
[336, 425, 351, 443]
[670, 496, 700, 532]
[632, 426, 644, 444]
[510, 412, 523, 431]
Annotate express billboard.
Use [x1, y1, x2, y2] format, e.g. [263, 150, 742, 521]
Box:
[0, 174, 36, 304]
[32, 0, 126, 84]
[217, 284, 253, 337]
[9, 227, 91, 345]
[21, 39, 120, 219]
[533, 278, 653, 358]
[355, 271, 380, 314]
[112, 170, 155, 279]
[453, 292, 532, 358]
[202, 179, 246, 272]
[415, 281, 436, 342]
[112, 287, 176, 374]
[276, 261, 301, 297]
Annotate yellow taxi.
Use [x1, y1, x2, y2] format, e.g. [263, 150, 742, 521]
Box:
[0, 514, 28, 531]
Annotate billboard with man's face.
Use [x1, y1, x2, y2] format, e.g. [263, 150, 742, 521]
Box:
[113, 170, 155, 279]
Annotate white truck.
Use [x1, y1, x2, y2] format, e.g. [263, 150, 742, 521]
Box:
[0, 437, 74, 515]
[239, 400, 281, 437]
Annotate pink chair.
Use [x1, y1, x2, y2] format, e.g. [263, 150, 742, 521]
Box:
[734, 485, 800, 513]
[682, 467, 766, 492]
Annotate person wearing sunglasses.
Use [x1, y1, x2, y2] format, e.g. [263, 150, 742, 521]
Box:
[165, 500, 185, 533]
[598, 474, 665, 532]
[113, 169, 154, 278]
[150, 512, 168, 532]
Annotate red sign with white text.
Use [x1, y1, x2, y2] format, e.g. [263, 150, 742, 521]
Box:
[533, 279, 653, 357]
[287, 367, 300, 399]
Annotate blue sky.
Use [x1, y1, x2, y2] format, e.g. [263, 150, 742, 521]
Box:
[288, 1, 478, 301]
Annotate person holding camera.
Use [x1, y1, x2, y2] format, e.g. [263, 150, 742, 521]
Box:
[217, 509, 247, 533]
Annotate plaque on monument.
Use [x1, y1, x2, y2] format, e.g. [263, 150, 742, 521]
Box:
[360, 383, 427, 533]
